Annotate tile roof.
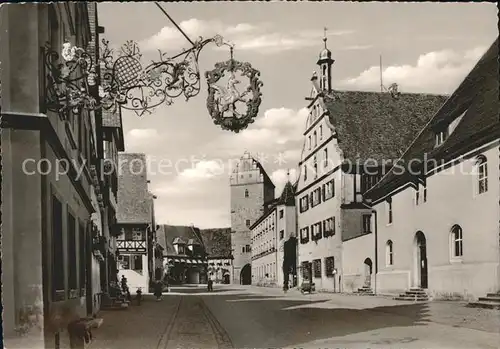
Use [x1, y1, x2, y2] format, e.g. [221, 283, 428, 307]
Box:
[324, 90, 448, 164]
[199, 228, 232, 258]
[277, 181, 296, 206]
[116, 153, 152, 224]
[157, 225, 206, 256]
[366, 37, 500, 200]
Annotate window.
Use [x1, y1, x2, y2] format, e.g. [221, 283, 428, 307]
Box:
[319, 125, 323, 140]
[313, 259, 321, 278]
[301, 261, 310, 279]
[415, 189, 420, 205]
[121, 255, 131, 269]
[78, 222, 86, 295]
[308, 136, 311, 150]
[246, 244, 251, 253]
[300, 227, 310, 244]
[279, 209, 284, 219]
[313, 131, 317, 147]
[386, 240, 393, 266]
[132, 255, 143, 271]
[477, 156, 488, 194]
[423, 186, 427, 202]
[323, 217, 335, 237]
[323, 180, 334, 200]
[325, 257, 335, 276]
[451, 225, 463, 258]
[387, 199, 393, 224]
[245, 189, 249, 198]
[52, 195, 65, 301]
[323, 148, 328, 168]
[304, 164, 308, 181]
[246, 219, 251, 227]
[279, 230, 284, 240]
[313, 157, 318, 179]
[299, 195, 309, 213]
[362, 214, 371, 234]
[435, 130, 447, 147]
[67, 211, 77, 297]
[311, 187, 322, 207]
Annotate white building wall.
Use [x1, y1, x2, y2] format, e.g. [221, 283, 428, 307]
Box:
[342, 233, 374, 293]
[276, 205, 296, 287]
[118, 254, 149, 292]
[375, 143, 500, 300]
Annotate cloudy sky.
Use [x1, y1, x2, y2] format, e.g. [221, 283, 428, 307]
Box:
[98, 2, 497, 228]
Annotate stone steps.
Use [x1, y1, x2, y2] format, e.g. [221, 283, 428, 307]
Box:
[468, 291, 500, 309]
[394, 288, 429, 302]
[353, 286, 374, 296]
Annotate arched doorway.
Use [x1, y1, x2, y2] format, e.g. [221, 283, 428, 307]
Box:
[240, 264, 251, 285]
[414, 231, 428, 289]
[363, 258, 373, 287]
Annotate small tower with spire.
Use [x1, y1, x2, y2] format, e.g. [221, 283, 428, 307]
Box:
[317, 27, 335, 92]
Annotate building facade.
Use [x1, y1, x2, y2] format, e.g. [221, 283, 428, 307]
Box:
[296, 37, 447, 294]
[230, 151, 275, 284]
[116, 153, 154, 292]
[366, 38, 500, 300]
[1, 3, 108, 347]
[157, 225, 208, 285]
[251, 181, 297, 287]
[201, 228, 234, 284]
[250, 206, 278, 285]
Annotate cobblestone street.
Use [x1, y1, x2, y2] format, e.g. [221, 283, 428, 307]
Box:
[88, 286, 500, 349]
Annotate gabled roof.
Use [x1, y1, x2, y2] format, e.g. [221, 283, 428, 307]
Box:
[366, 37, 499, 201]
[276, 181, 296, 206]
[199, 228, 232, 258]
[156, 225, 206, 256]
[116, 153, 151, 224]
[324, 90, 448, 164]
[231, 151, 275, 188]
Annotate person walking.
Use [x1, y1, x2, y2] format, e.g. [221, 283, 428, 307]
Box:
[154, 280, 163, 301]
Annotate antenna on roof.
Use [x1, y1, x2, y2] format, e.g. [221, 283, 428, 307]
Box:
[379, 55, 384, 93]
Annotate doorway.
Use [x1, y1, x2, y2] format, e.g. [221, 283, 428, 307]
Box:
[363, 258, 373, 287]
[240, 264, 251, 285]
[415, 231, 428, 289]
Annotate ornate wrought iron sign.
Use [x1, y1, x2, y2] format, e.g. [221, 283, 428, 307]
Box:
[41, 20, 263, 132]
[205, 50, 263, 133]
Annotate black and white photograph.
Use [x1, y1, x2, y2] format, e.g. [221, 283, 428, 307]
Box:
[0, 1, 499, 349]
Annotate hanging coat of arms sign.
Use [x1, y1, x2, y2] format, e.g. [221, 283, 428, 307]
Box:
[205, 52, 263, 133]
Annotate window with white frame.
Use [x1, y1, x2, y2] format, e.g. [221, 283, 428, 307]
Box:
[323, 148, 328, 168]
[435, 130, 448, 147]
[451, 225, 463, 258]
[386, 240, 393, 266]
[323, 180, 334, 200]
[299, 195, 309, 213]
[313, 131, 318, 147]
[362, 214, 371, 233]
[319, 125, 323, 140]
[476, 156, 488, 194]
[387, 199, 393, 224]
[313, 156, 318, 179]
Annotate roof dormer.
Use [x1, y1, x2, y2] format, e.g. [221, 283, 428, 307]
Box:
[434, 110, 466, 148]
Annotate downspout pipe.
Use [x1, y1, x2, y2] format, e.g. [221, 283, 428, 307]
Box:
[362, 201, 378, 295]
[372, 208, 378, 295]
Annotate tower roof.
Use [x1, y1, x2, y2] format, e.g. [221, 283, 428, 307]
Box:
[318, 28, 333, 63]
[277, 181, 296, 206]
